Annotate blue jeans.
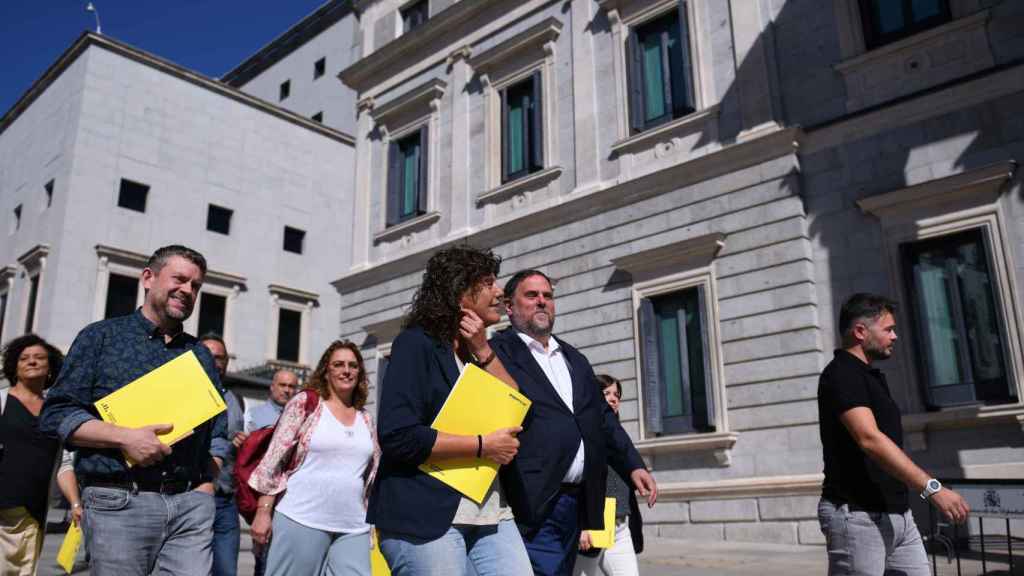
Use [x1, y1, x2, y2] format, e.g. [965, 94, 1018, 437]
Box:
[817, 498, 930, 576]
[81, 486, 215, 576]
[212, 493, 240, 576]
[380, 519, 532, 576]
[264, 512, 371, 576]
[522, 492, 581, 576]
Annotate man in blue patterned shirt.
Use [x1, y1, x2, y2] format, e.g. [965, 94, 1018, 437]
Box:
[40, 245, 229, 576]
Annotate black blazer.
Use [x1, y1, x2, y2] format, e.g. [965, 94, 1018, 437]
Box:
[367, 326, 468, 539]
[491, 327, 646, 531]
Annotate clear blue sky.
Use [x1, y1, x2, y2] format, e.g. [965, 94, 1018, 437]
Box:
[0, 0, 332, 115]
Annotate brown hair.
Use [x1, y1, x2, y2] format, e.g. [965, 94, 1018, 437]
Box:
[307, 340, 368, 409]
[595, 373, 622, 398]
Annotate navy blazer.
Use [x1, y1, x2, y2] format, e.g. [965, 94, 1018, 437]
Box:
[491, 327, 646, 531]
[367, 325, 475, 539]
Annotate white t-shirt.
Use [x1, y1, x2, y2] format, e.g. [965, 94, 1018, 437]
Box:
[275, 407, 373, 534]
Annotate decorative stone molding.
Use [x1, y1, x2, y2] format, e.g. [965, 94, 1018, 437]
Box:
[633, 431, 738, 466]
[93, 244, 248, 288]
[370, 78, 447, 132]
[611, 232, 725, 280]
[834, 10, 993, 112]
[362, 315, 405, 343]
[467, 17, 562, 74]
[657, 473, 824, 501]
[0, 266, 16, 288]
[903, 403, 1024, 452]
[857, 161, 1016, 222]
[268, 283, 319, 305]
[610, 105, 720, 157]
[373, 211, 442, 244]
[17, 244, 50, 270]
[477, 166, 562, 206]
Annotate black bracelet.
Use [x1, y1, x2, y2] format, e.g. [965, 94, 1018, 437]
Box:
[476, 434, 483, 458]
[476, 349, 496, 368]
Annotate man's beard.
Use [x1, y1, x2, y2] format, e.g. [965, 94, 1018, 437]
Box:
[863, 336, 892, 361]
[164, 294, 192, 321]
[516, 312, 554, 340]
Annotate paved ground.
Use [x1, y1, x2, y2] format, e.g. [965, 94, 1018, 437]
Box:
[37, 518, 1022, 575]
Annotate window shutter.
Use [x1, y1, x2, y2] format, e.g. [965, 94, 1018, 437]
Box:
[675, 0, 696, 113]
[501, 88, 510, 182]
[529, 70, 544, 171]
[386, 140, 401, 226]
[639, 298, 664, 436]
[659, 28, 675, 119]
[627, 30, 645, 133]
[695, 285, 716, 430]
[417, 126, 429, 215]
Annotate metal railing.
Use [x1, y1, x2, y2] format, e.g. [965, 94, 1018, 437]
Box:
[925, 479, 1023, 575]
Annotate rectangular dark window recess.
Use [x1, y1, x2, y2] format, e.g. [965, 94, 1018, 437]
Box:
[279, 79, 291, 101]
[277, 308, 302, 362]
[859, 0, 951, 50]
[24, 274, 39, 333]
[0, 292, 8, 345]
[105, 273, 139, 319]
[283, 226, 305, 254]
[501, 72, 544, 184]
[311, 112, 324, 123]
[44, 179, 54, 208]
[117, 179, 149, 212]
[12, 204, 22, 232]
[638, 285, 715, 436]
[386, 128, 428, 227]
[627, 4, 696, 134]
[207, 204, 233, 235]
[197, 292, 227, 338]
[314, 57, 326, 79]
[402, 0, 429, 33]
[901, 228, 1016, 408]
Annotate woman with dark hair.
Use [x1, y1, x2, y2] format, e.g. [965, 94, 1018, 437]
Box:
[574, 375, 644, 576]
[0, 334, 64, 574]
[248, 340, 380, 576]
[371, 245, 532, 575]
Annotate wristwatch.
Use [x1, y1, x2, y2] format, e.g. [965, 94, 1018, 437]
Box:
[920, 478, 942, 500]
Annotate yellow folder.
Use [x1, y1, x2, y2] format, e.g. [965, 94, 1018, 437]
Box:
[94, 350, 226, 464]
[56, 522, 82, 573]
[587, 497, 617, 549]
[370, 529, 391, 576]
[418, 363, 532, 503]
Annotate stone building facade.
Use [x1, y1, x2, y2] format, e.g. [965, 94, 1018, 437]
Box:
[335, 0, 1024, 545]
[0, 31, 356, 406]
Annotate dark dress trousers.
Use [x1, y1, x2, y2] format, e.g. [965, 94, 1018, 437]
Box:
[489, 327, 646, 532]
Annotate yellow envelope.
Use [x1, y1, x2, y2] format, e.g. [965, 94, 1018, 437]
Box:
[56, 522, 82, 573]
[94, 350, 226, 464]
[587, 497, 617, 549]
[370, 529, 391, 576]
[418, 364, 532, 503]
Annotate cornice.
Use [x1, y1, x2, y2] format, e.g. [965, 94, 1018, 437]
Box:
[269, 283, 320, 303]
[468, 17, 562, 73]
[857, 161, 1016, 219]
[611, 232, 725, 278]
[17, 244, 50, 268]
[362, 315, 406, 342]
[370, 78, 447, 126]
[94, 244, 248, 287]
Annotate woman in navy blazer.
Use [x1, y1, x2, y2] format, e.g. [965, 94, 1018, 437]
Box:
[369, 245, 532, 576]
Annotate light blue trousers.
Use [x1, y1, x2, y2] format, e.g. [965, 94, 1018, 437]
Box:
[380, 519, 532, 576]
[817, 498, 930, 576]
[264, 511, 371, 576]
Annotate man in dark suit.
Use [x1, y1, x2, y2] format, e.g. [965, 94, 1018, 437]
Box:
[490, 270, 657, 576]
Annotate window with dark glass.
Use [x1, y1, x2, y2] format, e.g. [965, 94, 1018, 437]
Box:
[117, 179, 149, 212]
[311, 112, 323, 123]
[197, 293, 227, 338]
[627, 4, 696, 134]
[901, 228, 1016, 408]
[44, 180, 54, 208]
[104, 273, 138, 319]
[24, 274, 39, 333]
[386, 129, 428, 226]
[207, 204, 232, 235]
[279, 80, 291, 101]
[277, 308, 302, 362]
[638, 286, 715, 436]
[12, 204, 21, 232]
[402, 0, 429, 33]
[859, 0, 951, 50]
[501, 73, 544, 183]
[314, 57, 326, 80]
[283, 226, 305, 254]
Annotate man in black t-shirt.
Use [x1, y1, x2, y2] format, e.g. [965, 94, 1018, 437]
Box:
[817, 293, 969, 576]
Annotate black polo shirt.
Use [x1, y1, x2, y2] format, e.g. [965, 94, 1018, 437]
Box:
[818, 349, 909, 513]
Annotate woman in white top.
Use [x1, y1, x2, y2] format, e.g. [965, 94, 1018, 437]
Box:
[249, 341, 381, 576]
